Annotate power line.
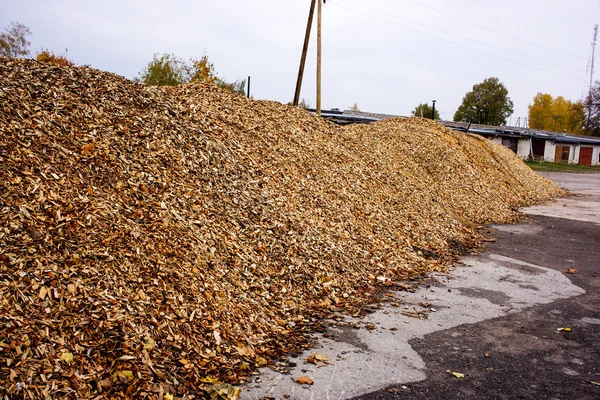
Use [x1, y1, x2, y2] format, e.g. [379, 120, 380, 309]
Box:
[581, 52, 592, 101]
[337, 0, 585, 73]
[328, 0, 584, 81]
[405, 0, 587, 61]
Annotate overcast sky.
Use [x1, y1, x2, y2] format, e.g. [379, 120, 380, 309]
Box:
[2, 0, 599, 123]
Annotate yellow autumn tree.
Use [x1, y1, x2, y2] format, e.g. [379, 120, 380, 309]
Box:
[36, 48, 75, 66]
[567, 101, 586, 133]
[186, 55, 217, 84]
[528, 93, 585, 133]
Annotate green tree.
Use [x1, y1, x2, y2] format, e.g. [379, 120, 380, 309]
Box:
[584, 81, 600, 136]
[528, 93, 585, 133]
[348, 103, 360, 112]
[216, 78, 247, 96]
[139, 52, 247, 96]
[139, 53, 186, 86]
[411, 103, 440, 120]
[453, 77, 514, 125]
[0, 22, 31, 57]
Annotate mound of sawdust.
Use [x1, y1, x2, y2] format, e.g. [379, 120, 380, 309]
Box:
[0, 57, 563, 399]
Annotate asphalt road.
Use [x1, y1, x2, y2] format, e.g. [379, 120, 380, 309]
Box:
[243, 172, 600, 400]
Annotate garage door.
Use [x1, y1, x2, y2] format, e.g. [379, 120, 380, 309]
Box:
[554, 145, 570, 163]
[532, 139, 545, 157]
[502, 137, 518, 154]
[579, 147, 593, 167]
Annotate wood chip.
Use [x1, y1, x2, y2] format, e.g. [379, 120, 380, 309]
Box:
[0, 57, 564, 398]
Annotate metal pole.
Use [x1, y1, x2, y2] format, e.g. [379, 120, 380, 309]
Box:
[587, 24, 598, 127]
[247, 76, 251, 98]
[431, 100, 436, 120]
[293, 0, 317, 107]
[316, 0, 322, 116]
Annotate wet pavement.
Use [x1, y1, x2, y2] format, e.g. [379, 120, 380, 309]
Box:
[243, 172, 600, 400]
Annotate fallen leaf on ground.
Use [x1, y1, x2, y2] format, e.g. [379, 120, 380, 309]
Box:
[206, 383, 242, 400]
[294, 376, 314, 385]
[255, 356, 268, 367]
[113, 370, 134, 384]
[143, 336, 156, 350]
[59, 352, 74, 365]
[557, 327, 572, 332]
[306, 353, 328, 365]
[564, 268, 578, 274]
[200, 376, 220, 384]
[447, 370, 465, 378]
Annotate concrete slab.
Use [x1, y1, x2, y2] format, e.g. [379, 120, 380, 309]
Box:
[522, 172, 600, 226]
[537, 171, 600, 196]
[242, 257, 583, 400]
[242, 171, 599, 400]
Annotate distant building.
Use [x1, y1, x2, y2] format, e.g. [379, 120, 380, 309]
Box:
[444, 121, 600, 167]
[310, 109, 600, 167]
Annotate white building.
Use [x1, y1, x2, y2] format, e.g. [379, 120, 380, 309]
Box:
[443, 123, 600, 167]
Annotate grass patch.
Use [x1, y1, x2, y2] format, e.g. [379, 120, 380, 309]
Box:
[525, 160, 600, 172]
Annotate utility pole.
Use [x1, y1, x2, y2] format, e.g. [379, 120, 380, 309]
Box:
[293, 0, 317, 107]
[247, 76, 251, 98]
[316, 0, 323, 116]
[587, 24, 598, 127]
[431, 100, 436, 120]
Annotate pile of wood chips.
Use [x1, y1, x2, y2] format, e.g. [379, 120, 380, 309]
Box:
[0, 57, 564, 399]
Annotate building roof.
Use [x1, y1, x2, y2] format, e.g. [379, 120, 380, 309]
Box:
[443, 121, 600, 145]
[305, 109, 380, 125]
[307, 109, 600, 146]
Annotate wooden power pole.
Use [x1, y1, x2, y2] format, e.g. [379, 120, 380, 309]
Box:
[316, 0, 322, 116]
[293, 0, 316, 107]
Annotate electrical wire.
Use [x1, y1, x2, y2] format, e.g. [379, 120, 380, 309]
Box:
[337, 0, 585, 73]
[328, 0, 585, 81]
[405, 0, 587, 61]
